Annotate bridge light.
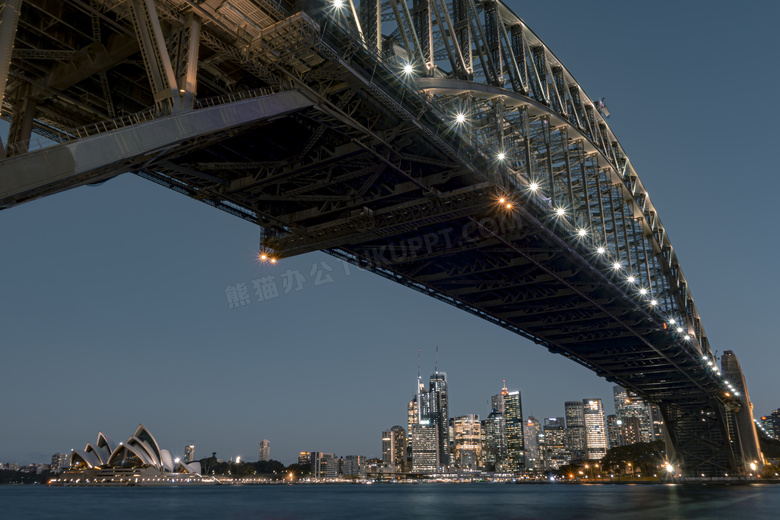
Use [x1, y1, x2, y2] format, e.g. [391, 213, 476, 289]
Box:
[506, 203, 512, 209]
[650, 299, 658, 306]
[677, 327, 684, 333]
[665, 463, 674, 473]
[455, 112, 466, 124]
[270, 258, 277, 264]
[684, 335, 691, 341]
[259, 253, 268, 261]
[669, 318, 676, 325]
[627, 275, 636, 284]
[333, 0, 344, 7]
[403, 63, 413, 75]
[529, 182, 539, 192]
[555, 207, 566, 217]
[497, 152, 506, 161]
[499, 197, 505, 204]
[577, 228, 587, 237]
[639, 288, 648, 295]
[596, 246, 606, 254]
[612, 261, 621, 270]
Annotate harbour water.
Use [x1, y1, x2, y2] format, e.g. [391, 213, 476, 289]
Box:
[3, 483, 779, 520]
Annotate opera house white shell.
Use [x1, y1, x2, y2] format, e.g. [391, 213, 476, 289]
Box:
[51, 424, 212, 486]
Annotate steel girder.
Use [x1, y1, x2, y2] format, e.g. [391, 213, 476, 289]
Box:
[0, 0, 746, 476]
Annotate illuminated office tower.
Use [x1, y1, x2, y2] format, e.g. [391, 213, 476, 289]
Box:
[258, 439, 270, 462]
[311, 452, 336, 479]
[184, 444, 195, 463]
[453, 415, 482, 470]
[613, 386, 656, 442]
[497, 382, 524, 473]
[564, 401, 587, 461]
[50, 453, 69, 473]
[523, 416, 542, 470]
[427, 369, 450, 468]
[583, 398, 607, 460]
[542, 417, 568, 470]
[382, 426, 407, 471]
[410, 423, 438, 473]
[482, 410, 507, 471]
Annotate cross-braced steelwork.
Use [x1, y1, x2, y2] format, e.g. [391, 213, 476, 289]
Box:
[0, 0, 760, 476]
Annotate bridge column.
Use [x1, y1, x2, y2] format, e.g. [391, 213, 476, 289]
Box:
[4, 84, 37, 157]
[661, 400, 737, 477]
[170, 13, 201, 112]
[129, 0, 179, 114]
[0, 0, 22, 153]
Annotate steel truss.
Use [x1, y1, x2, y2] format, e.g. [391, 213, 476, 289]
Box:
[0, 0, 753, 476]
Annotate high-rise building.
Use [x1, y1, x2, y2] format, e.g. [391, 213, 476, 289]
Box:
[564, 401, 587, 461]
[613, 386, 657, 443]
[427, 370, 450, 468]
[382, 426, 407, 471]
[523, 416, 542, 470]
[298, 451, 311, 465]
[50, 453, 69, 473]
[258, 439, 270, 462]
[542, 417, 569, 470]
[721, 350, 763, 467]
[410, 423, 438, 473]
[343, 455, 365, 478]
[311, 452, 335, 479]
[326, 456, 342, 478]
[453, 415, 482, 470]
[583, 398, 607, 460]
[500, 382, 524, 473]
[760, 410, 780, 440]
[482, 410, 507, 472]
[606, 415, 621, 449]
[184, 444, 195, 463]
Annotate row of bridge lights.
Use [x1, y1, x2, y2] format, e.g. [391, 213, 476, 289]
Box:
[266, 52, 738, 398]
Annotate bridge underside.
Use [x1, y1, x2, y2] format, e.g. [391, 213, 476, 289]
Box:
[0, 0, 751, 476]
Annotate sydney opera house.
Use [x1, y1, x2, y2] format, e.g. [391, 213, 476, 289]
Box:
[49, 424, 214, 486]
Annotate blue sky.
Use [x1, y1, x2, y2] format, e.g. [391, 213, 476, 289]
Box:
[2, 0, 779, 465]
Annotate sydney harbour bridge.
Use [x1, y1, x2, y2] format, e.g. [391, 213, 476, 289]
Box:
[0, 0, 762, 476]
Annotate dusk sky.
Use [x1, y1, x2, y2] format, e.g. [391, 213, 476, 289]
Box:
[2, 1, 779, 466]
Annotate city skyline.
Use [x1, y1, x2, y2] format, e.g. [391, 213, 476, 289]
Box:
[2, 0, 780, 467]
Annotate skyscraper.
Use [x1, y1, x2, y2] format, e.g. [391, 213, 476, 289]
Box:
[613, 386, 656, 443]
[258, 439, 270, 462]
[427, 369, 450, 468]
[482, 410, 507, 471]
[382, 426, 407, 472]
[184, 443, 195, 463]
[410, 423, 438, 473]
[542, 417, 568, 470]
[606, 415, 621, 449]
[499, 381, 524, 473]
[583, 398, 607, 460]
[453, 415, 481, 470]
[564, 401, 587, 461]
[298, 451, 311, 465]
[523, 416, 542, 470]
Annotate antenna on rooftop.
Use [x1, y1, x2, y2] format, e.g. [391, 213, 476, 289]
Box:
[435, 345, 439, 373]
